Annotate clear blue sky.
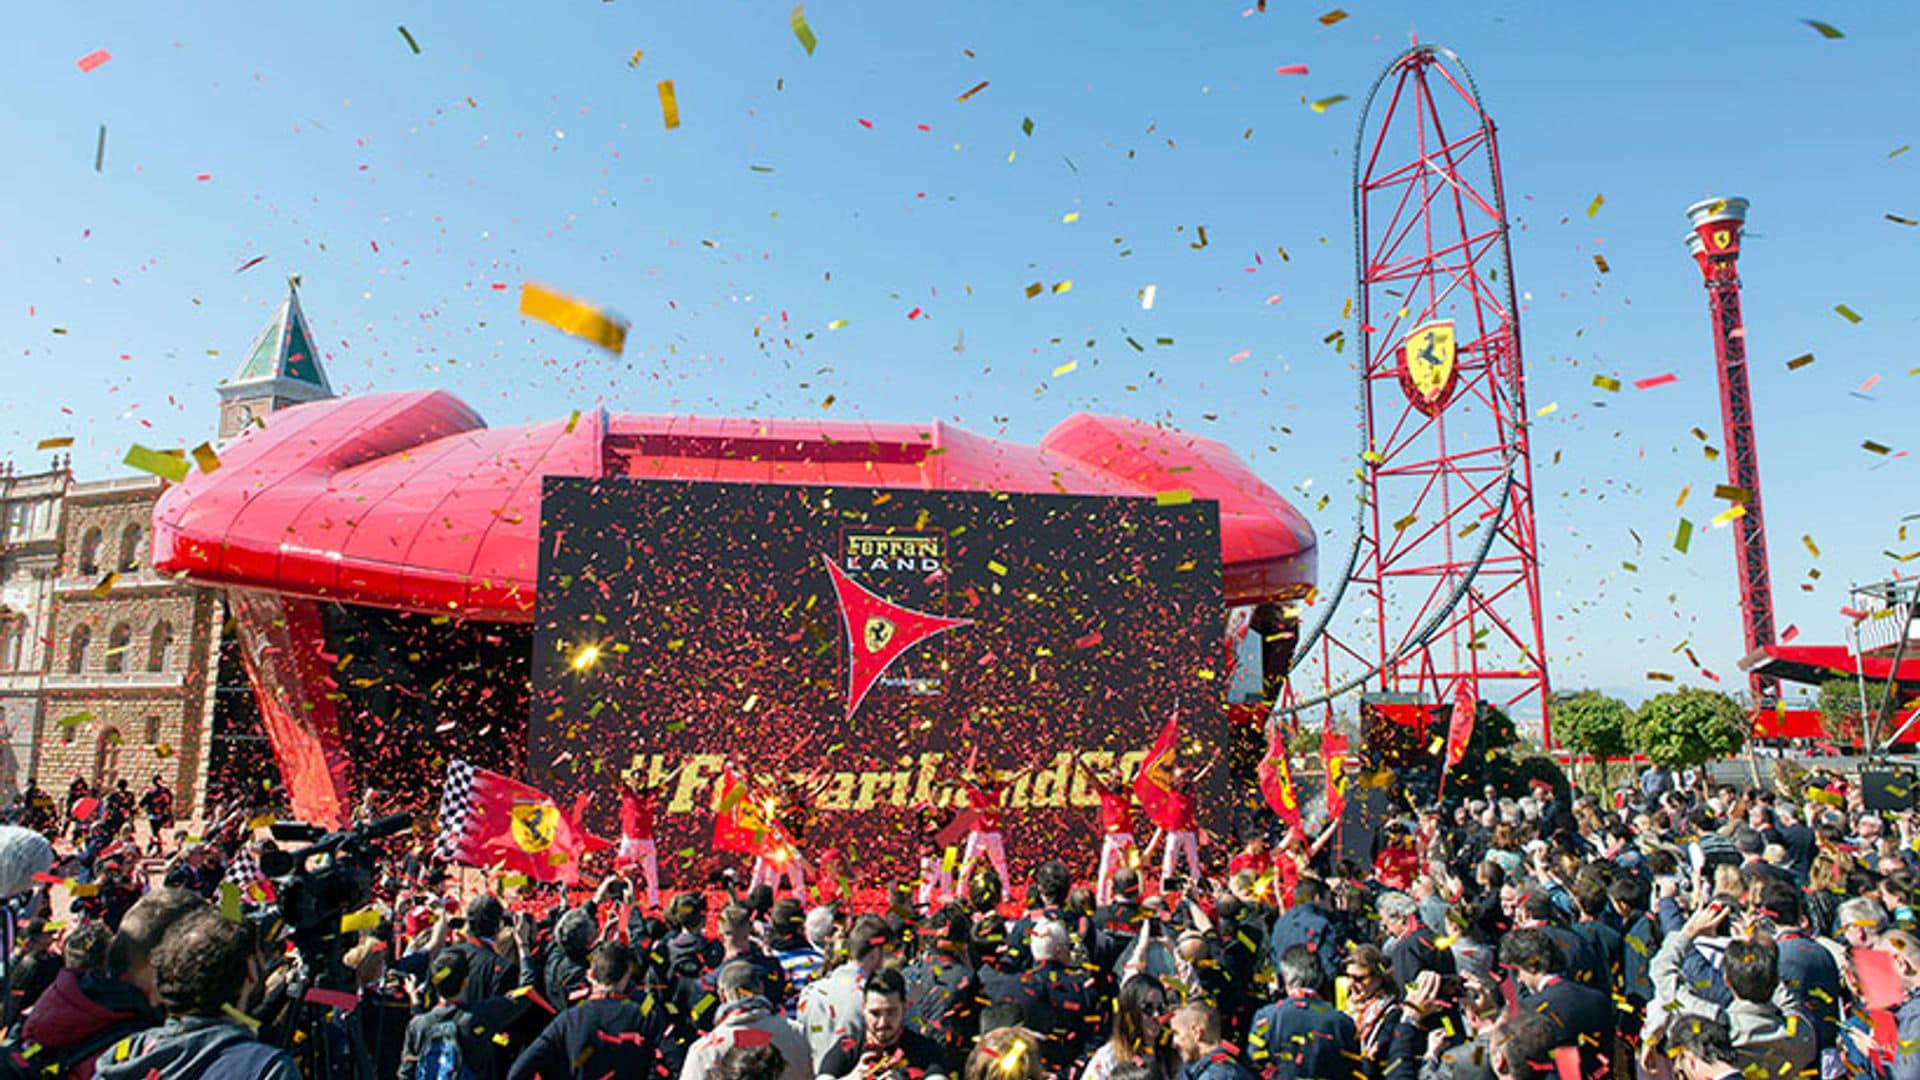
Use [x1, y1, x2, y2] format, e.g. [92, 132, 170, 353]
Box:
[0, 1, 1912, 712]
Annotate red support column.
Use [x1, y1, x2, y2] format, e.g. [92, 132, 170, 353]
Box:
[1686, 197, 1777, 706]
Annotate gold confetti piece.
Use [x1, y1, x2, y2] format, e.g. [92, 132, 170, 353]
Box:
[340, 909, 382, 933]
[1052, 280, 1073, 294]
[987, 560, 1007, 575]
[565, 409, 582, 434]
[1156, 490, 1193, 506]
[827, 318, 848, 329]
[1391, 512, 1419, 532]
[1647, 671, 1675, 682]
[92, 572, 118, 598]
[1062, 211, 1079, 223]
[821, 394, 836, 409]
[1592, 254, 1610, 273]
[1835, 303, 1862, 323]
[657, 80, 681, 130]
[790, 3, 818, 55]
[1536, 402, 1558, 417]
[519, 282, 628, 354]
[1889, 214, 1919, 227]
[190, 442, 220, 474]
[1787, 353, 1814, 370]
[1586, 193, 1605, 218]
[123, 444, 189, 483]
[956, 80, 989, 102]
[1675, 519, 1693, 553]
[1711, 505, 1747, 526]
[628, 48, 644, 68]
[1675, 485, 1690, 507]
[1052, 361, 1077, 377]
[1804, 534, 1821, 558]
[1592, 375, 1620, 392]
[1309, 94, 1349, 114]
[1024, 282, 1043, 299]
[1802, 18, 1844, 38]
[397, 26, 422, 54]
[220, 882, 242, 922]
[1864, 440, 1892, 454]
[1713, 484, 1753, 504]
[1317, 8, 1348, 25]
[36, 437, 73, 450]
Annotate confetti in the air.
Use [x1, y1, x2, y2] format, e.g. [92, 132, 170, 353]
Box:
[1801, 18, 1844, 38]
[1634, 373, 1677, 390]
[397, 26, 422, 54]
[1786, 353, 1815, 371]
[123, 444, 188, 484]
[36, 437, 73, 450]
[1835, 303, 1862, 323]
[1586, 194, 1605, 218]
[93, 125, 106, 172]
[790, 4, 818, 55]
[76, 49, 111, 73]
[1309, 95, 1349, 114]
[519, 283, 628, 355]
[1592, 375, 1621, 392]
[1274, 64, 1310, 76]
[1318, 9, 1348, 25]
[956, 81, 989, 103]
[657, 80, 681, 130]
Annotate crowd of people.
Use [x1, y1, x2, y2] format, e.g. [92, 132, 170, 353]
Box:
[0, 758, 1917, 1080]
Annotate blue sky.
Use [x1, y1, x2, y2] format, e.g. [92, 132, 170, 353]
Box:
[0, 1, 1912, 713]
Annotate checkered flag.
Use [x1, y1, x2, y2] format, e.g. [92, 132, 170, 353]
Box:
[224, 846, 270, 901]
[433, 759, 477, 862]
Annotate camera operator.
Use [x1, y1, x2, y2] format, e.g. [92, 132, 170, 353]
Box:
[95, 906, 298, 1080]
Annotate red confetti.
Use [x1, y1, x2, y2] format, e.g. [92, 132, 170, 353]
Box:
[1274, 64, 1310, 75]
[76, 49, 111, 73]
[1633, 373, 1677, 390]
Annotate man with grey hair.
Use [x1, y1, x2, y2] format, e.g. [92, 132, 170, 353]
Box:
[1249, 944, 1361, 1079]
[1380, 889, 1454, 992]
[1012, 917, 1098, 1072]
[680, 960, 811, 1080]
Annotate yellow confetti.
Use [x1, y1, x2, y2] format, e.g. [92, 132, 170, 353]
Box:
[1802, 18, 1844, 38]
[1535, 402, 1558, 417]
[1711, 505, 1748, 527]
[1392, 512, 1419, 532]
[1586, 193, 1605, 218]
[1835, 303, 1862, 324]
[123, 444, 188, 483]
[340, 909, 382, 934]
[1786, 353, 1815, 371]
[1803, 534, 1821, 559]
[1592, 254, 1610, 273]
[1052, 361, 1078, 377]
[190, 442, 220, 474]
[987, 560, 1008, 576]
[1052, 280, 1073, 294]
[1864, 440, 1892, 455]
[1675, 485, 1690, 507]
[1309, 95, 1349, 114]
[657, 80, 681, 130]
[1156, 489, 1193, 506]
[1318, 9, 1348, 25]
[1062, 212, 1079, 223]
[821, 394, 836, 410]
[827, 319, 848, 330]
[1592, 374, 1620, 392]
[91, 572, 118, 598]
[520, 283, 627, 354]
[55, 711, 92, 729]
[565, 409, 583, 434]
[36, 437, 73, 450]
[1675, 519, 1693, 553]
[628, 48, 644, 68]
[790, 3, 818, 55]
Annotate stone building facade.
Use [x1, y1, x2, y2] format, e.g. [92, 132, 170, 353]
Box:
[3, 278, 333, 816]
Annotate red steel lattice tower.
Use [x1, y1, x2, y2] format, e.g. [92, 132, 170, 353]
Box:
[1686, 197, 1777, 705]
[1286, 44, 1552, 738]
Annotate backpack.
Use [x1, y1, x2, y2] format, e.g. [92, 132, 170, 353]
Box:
[415, 1013, 481, 1080]
[0, 1019, 150, 1080]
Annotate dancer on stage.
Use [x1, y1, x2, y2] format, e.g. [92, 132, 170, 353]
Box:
[752, 772, 828, 901]
[956, 762, 1012, 899]
[1157, 762, 1205, 887]
[1077, 760, 1139, 906]
[911, 801, 954, 909]
[617, 763, 682, 909]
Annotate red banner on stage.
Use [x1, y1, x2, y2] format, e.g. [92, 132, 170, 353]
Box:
[1257, 727, 1302, 833]
[1135, 716, 1181, 830]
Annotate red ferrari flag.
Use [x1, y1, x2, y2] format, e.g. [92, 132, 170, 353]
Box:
[711, 768, 795, 858]
[1257, 727, 1303, 833]
[1134, 715, 1182, 830]
[1321, 731, 1350, 822]
[823, 557, 972, 721]
[433, 760, 611, 885]
[1446, 678, 1477, 768]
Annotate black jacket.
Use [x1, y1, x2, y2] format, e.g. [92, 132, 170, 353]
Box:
[507, 994, 681, 1080]
[1268, 903, 1347, 986]
[1249, 992, 1362, 1080]
[818, 1025, 951, 1079]
[1384, 924, 1454, 994]
[903, 948, 980, 1071]
[1009, 959, 1100, 1072]
[1519, 976, 1613, 1079]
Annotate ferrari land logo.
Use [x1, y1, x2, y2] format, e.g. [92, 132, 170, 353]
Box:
[1399, 319, 1459, 417]
[1712, 228, 1733, 251]
[823, 555, 972, 721]
[510, 803, 558, 853]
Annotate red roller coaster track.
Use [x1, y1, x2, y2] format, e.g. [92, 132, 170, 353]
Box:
[1285, 44, 1552, 739]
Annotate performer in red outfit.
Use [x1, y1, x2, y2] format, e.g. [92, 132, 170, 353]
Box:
[1078, 761, 1139, 905]
[617, 763, 681, 908]
[1159, 764, 1203, 885]
[956, 765, 1012, 899]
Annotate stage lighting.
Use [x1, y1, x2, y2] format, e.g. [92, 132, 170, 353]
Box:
[568, 643, 602, 671]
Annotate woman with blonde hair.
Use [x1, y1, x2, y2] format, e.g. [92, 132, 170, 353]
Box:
[967, 1026, 1048, 1080]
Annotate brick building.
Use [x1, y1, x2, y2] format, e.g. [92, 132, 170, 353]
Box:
[4, 279, 332, 816]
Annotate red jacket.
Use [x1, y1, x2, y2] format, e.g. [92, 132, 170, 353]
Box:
[18, 969, 158, 1080]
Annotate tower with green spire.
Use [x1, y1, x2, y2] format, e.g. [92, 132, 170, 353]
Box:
[217, 275, 335, 440]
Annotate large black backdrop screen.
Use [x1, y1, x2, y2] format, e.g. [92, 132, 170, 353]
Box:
[530, 478, 1227, 886]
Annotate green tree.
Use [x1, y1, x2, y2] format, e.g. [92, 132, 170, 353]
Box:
[1551, 691, 1634, 791]
[1816, 676, 1888, 748]
[1628, 688, 1747, 768]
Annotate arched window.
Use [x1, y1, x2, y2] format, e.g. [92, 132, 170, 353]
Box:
[66, 625, 90, 674]
[104, 623, 131, 674]
[93, 728, 123, 787]
[143, 715, 161, 745]
[118, 523, 143, 572]
[147, 621, 174, 673]
[77, 527, 103, 576]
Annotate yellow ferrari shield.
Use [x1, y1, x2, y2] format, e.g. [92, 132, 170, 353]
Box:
[1400, 320, 1458, 416]
[510, 803, 558, 853]
[862, 615, 895, 654]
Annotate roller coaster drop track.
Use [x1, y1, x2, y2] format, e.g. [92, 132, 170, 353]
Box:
[1278, 45, 1552, 741]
